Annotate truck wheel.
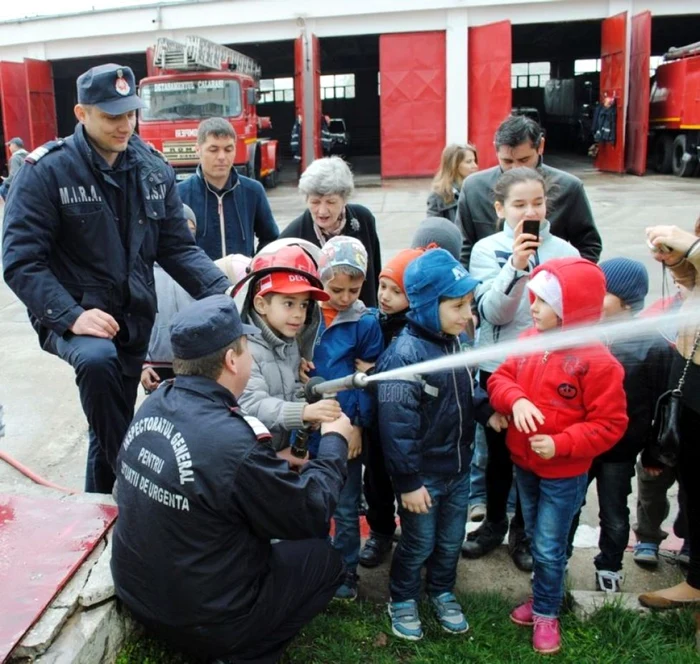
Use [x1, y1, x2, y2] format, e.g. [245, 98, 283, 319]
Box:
[653, 135, 673, 174]
[671, 135, 694, 177]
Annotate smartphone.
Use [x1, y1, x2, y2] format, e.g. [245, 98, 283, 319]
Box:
[522, 220, 540, 241]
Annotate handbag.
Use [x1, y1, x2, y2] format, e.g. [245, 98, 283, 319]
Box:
[650, 329, 700, 467]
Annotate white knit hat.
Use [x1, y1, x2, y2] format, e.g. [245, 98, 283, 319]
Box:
[527, 270, 563, 319]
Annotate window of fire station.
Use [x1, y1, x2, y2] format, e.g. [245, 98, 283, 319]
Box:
[139, 79, 242, 120]
[321, 74, 355, 100]
[511, 62, 551, 89]
[259, 78, 294, 104]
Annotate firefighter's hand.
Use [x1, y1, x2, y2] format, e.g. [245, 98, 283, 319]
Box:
[401, 486, 432, 514]
[348, 425, 363, 460]
[70, 309, 120, 339]
[141, 367, 160, 392]
[303, 399, 342, 423]
[321, 412, 353, 445]
[512, 398, 545, 434]
[299, 358, 315, 384]
[277, 446, 309, 469]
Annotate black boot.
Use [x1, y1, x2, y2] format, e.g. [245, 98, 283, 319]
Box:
[359, 533, 393, 568]
[508, 526, 533, 572]
[461, 519, 508, 558]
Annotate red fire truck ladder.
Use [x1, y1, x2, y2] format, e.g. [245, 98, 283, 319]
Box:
[152, 35, 262, 78]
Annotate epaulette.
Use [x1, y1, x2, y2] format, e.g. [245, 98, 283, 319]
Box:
[229, 406, 272, 443]
[25, 139, 65, 165]
[147, 143, 168, 163]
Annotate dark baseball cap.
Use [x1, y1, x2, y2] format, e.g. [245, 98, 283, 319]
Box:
[170, 295, 259, 360]
[6, 137, 24, 148]
[76, 63, 146, 115]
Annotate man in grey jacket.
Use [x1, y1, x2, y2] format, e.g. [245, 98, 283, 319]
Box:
[0, 137, 29, 200]
[455, 116, 602, 269]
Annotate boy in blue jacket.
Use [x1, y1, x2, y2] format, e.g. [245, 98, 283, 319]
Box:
[376, 248, 506, 641]
[311, 235, 385, 600]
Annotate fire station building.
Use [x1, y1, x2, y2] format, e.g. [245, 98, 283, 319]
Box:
[0, 0, 698, 178]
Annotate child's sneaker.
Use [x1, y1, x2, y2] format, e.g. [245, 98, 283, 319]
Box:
[334, 571, 359, 601]
[596, 570, 622, 593]
[430, 592, 469, 634]
[388, 599, 423, 641]
[532, 615, 561, 654]
[633, 542, 659, 567]
[510, 598, 534, 626]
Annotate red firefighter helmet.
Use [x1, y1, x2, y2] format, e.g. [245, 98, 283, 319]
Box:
[233, 240, 324, 297]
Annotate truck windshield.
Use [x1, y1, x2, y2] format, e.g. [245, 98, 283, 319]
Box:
[139, 79, 242, 121]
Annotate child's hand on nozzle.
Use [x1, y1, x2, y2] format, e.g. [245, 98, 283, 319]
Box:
[303, 399, 342, 423]
[529, 434, 555, 460]
[348, 426, 363, 460]
[299, 358, 315, 384]
[487, 412, 509, 432]
[401, 487, 432, 514]
[320, 412, 353, 444]
[141, 367, 160, 391]
[355, 358, 375, 374]
[512, 398, 545, 434]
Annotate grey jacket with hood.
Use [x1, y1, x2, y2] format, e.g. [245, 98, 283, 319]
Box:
[470, 220, 579, 374]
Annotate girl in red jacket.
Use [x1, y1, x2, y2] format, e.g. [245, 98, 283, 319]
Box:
[487, 257, 628, 655]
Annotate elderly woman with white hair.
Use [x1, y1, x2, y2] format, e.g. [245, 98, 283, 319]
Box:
[280, 156, 382, 308]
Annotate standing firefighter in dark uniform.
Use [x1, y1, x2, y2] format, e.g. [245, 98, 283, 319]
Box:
[111, 295, 351, 663]
[1, 64, 232, 493]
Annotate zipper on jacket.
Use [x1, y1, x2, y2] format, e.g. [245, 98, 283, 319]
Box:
[216, 194, 226, 256]
[450, 340, 464, 473]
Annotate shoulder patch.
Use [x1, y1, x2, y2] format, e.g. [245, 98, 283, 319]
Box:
[147, 144, 168, 162]
[229, 407, 272, 443]
[25, 139, 65, 165]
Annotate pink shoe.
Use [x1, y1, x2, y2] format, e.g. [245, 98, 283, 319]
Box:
[532, 615, 561, 655]
[510, 599, 534, 626]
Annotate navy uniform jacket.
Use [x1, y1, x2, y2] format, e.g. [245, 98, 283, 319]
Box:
[111, 375, 348, 628]
[1, 125, 231, 375]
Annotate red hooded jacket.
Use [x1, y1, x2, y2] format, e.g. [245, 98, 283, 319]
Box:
[487, 257, 628, 479]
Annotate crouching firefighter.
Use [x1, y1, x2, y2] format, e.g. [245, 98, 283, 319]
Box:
[111, 294, 353, 664]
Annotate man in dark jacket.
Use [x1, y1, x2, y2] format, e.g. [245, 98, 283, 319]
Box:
[2, 64, 232, 494]
[456, 115, 602, 268]
[178, 117, 279, 259]
[112, 295, 351, 663]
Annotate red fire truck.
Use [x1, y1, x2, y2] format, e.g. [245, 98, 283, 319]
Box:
[138, 36, 279, 186]
[649, 41, 700, 177]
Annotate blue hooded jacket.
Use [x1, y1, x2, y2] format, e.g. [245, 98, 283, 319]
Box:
[178, 166, 279, 259]
[375, 249, 493, 493]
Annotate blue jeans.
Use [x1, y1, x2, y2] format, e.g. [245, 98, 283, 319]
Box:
[390, 472, 470, 602]
[469, 424, 517, 512]
[516, 467, 588, 618]
[332, 458, 363, 572]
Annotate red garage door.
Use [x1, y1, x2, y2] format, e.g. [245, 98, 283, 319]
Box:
[595, 12, 628, 173]
[294, 33, 322, 170]
[0, 61, 32, 153]
[625, 11, 651, 175]
[25, 59, 58, 149]
[379, 32, 446, 178]
[468, 21, 512, 170]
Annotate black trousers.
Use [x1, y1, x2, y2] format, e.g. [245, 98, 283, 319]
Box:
[679, 405, 700, 589]
[47, 332, 139, 494]
[363, 426, 397, 538]
[137, 539, 344, 663]
[480, 371, 524, 532]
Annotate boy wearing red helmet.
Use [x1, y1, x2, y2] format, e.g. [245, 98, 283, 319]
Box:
[237, 244, 342, 460]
